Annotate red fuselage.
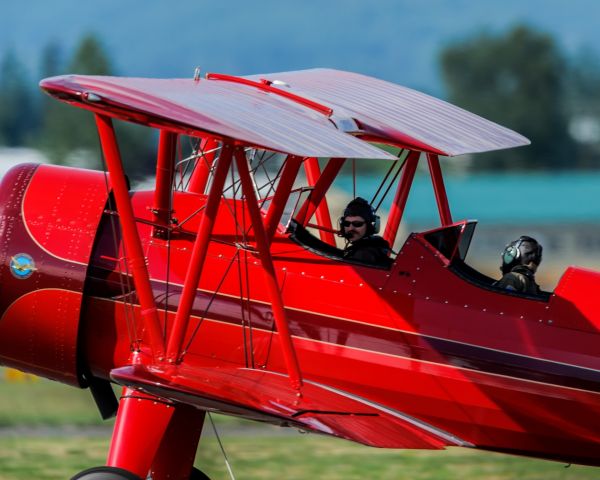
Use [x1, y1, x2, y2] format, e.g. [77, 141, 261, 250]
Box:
[1, 163, 599, 466]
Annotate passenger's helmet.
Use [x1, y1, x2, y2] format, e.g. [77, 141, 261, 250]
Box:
[501, 236, 543, 274]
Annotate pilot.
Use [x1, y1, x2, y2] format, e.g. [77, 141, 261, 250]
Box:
[495, 236, 543, 295]
[339, 197, 392, 267]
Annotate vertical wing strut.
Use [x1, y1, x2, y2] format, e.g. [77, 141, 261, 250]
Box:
[427, 153, 452, 226]
[152, 130, 177, 237]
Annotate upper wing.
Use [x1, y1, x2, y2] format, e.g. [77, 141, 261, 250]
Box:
[247, 68, 530, 156]
[39, 75, 395, 160]
[111, 364, 470, 450]
[40, 68, 529, 159]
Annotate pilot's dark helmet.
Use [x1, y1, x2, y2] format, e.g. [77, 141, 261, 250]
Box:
[501, 235, 543, 274]
[339, 197, 380, 235]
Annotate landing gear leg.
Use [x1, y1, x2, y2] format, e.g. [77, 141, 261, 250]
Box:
[71, 387, 208, 480]
[149, 401, 206, 479]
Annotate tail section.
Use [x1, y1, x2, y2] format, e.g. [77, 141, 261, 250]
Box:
[551, 266, 600, 333]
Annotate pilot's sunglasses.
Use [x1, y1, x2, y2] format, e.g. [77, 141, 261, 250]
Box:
[342, 220, 366, 228]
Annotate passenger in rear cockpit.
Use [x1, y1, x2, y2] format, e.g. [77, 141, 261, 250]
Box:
[495, 236, 543, 295]
[339, 197, 392, 268]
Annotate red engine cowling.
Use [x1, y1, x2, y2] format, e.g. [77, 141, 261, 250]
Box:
[0, 163, 108, 386]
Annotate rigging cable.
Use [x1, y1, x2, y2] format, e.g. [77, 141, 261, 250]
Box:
[372, 150, 409, 213]
[231, 159, 251, 368]
[208, 413, 236, 480]
[258, 153, 287, 209]
[98, 146, 139, 351]
[180, 252, 239, 357]
[370, 149, 405, 207]
[178, 146, 242, 356]
[352, 158, 356, 199]
[240, 173, 256, 369]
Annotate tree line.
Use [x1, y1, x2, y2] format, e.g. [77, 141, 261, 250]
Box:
[0, 33, 154, 177]
[1, 26, 599, 173]
[441, 24, 600, 171]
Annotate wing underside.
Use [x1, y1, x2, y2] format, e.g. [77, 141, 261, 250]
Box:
[111, 364, 470, 450]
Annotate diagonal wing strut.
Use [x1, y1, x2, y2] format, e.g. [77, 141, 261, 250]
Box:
[233, 146, 303, 389]
[95, 114, 165, 360]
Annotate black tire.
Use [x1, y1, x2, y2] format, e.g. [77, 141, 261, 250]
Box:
[189, 467, 211, 480]
[70, 466, 142, 480]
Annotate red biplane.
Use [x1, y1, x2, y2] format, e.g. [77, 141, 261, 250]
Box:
[0, 68, 598, 479]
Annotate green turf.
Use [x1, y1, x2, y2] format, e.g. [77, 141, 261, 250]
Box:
[0, 436, 110, 480]
[195, 432, 599, 480]
[0, 373, 106, 426]
[0, 372, 597, 479]
[0, 432, 597, 480]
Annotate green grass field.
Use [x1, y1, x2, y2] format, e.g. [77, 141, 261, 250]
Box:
[0, 372, 598, 479]
[0, 374, 104, 427]
[0, 432, 597, 480]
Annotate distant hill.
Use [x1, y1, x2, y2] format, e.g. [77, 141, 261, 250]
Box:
[2, 0, 600, 95]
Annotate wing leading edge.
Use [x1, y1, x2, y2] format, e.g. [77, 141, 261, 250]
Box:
[111, 364, 470, 450]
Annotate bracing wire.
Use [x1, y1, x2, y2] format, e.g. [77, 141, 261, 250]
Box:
[178, 136, 201, 190]
[370, 150, 404, 205]
[253, 150, 279, 198]
[243, 245, 256, 369]
[174, 140, 221, 228]
[235, 250, 250, 369]
[240, 171, 256, 369]
[173, 148, 221, 193]
[98, 145, 138, 351]
[258, 155, 287, 210]
[174, 138, 187, 192]
[371, 150, 409, 213]
[180, 252, 239, 356]
[214, 149, 282, 240]
[208, 413, 236, 480]
[181, 137, 203, 191]
[352, 158, 356, 199]
[179, 145, 280, 361]
[231, 162, 251, 369]
[221, 149, 278, 201]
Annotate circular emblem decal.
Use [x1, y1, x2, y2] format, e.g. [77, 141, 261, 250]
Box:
[10, 253, 36, 279]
